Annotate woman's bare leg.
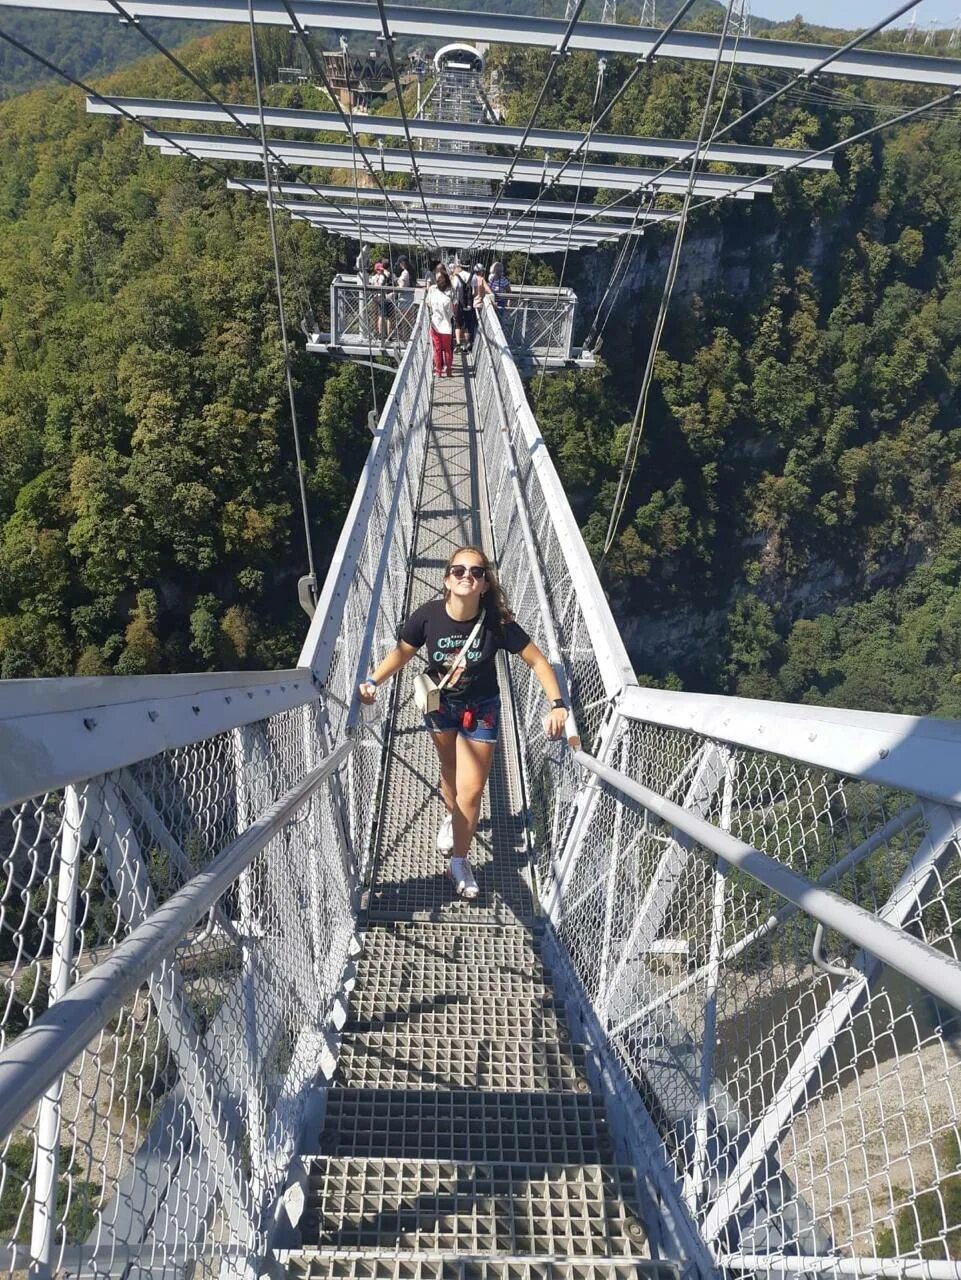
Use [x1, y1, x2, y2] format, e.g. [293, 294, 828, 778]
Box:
[430, 730, 458, 815]
[452, 735, 496, 860]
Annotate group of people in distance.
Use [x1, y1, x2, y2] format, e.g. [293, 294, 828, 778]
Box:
[357, 251, 511, 376]
[425, 259, 510, 378]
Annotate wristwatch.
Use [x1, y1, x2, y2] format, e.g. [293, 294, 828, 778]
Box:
[550, 698, 567, 710]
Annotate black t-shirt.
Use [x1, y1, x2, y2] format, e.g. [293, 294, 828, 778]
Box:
[399, 599, 532, 704]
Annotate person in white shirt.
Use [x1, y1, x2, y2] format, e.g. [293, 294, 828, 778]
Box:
[395, 256, 415, 340]
[368, 260, 393, 339]
[427, 265, 455, 377]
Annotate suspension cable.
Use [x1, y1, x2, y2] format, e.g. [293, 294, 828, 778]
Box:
[277, 0, 426, 249]
[534, 0, 930, 246]
[342, 38, 381, 416]
[490, 0, 699, 248]
[467, 0, 592, 248]
[533, 55, 608, 407]
[582, 195, 651, 351]
[372, 0, 439, 247]
[96, 0, 368, 238]
[603, 0, 739, 560]
[248, 2, 317, 595]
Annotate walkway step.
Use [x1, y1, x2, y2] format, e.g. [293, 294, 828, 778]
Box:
[345, 992, 571, 1044]
[352, 964, 553, 1004]
[334, 1033, 590, 1093]
[318, 1091, 612, 1163]
[359, 922, 545, 970]
[286, 1257, 679, 1280]
[299, 1159, 648, 1258]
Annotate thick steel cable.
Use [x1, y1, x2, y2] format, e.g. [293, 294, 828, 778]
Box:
[582, 193, 653, 351]
[277, 2, 426, 248]
[371, 0, 439, 246]
[603, 0, 739, 560]
[342, 39, 380, 416]
[248, 3, 318, 594]
[492, 0, 699, 246]
[467, 0, 592, 247]
[96, 0, 368, 237]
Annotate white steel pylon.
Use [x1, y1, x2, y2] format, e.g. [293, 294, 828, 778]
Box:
[905, 3, 920, 43]
[952, 13, 961, 47]
[639, 0, 655, 23]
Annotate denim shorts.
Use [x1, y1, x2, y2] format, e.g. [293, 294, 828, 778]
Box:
[425, 694, 501, 742]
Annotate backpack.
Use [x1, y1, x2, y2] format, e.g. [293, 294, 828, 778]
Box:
[450, 273, 466, 307]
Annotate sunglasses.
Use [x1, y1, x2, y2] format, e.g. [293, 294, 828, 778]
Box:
[447, 564, 487, 581]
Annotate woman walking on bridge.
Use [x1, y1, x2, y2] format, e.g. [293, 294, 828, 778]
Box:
[358, 546, 569, 900]
[427, 265, 455, 377]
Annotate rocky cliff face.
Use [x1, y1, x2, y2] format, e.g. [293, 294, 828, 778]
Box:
[562, 215, 882, 684]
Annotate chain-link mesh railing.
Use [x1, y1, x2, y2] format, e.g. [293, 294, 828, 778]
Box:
[474, 301, 633, 893]
[331, 278, 422, 350]
[0, 305, 434, 1280]
[331, 277, 576, 363]
[547, 704, 961, 1279]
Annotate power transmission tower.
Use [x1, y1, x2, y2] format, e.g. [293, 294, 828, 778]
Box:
[924, 17, 938, 44]
[600, 0, 616, 23]
[639, 0, 655, 25]
[731, 0, 752, 37]
[905, 3, 920, 43]
[951, 13, 961, 47]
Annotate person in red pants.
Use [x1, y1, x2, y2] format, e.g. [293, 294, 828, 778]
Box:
[427, 265, 455, 377]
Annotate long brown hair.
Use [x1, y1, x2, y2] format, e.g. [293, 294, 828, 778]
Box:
[434, 265, 452, 292]
[443, 545, 512, 625]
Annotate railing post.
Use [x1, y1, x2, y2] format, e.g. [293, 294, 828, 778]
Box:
[29, 785, 84, 1279]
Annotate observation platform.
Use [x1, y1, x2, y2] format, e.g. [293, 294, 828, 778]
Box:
[306, 276, 594, 370]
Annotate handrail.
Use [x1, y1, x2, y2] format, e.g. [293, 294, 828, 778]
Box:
[0, 668, 318, 810]
[621, 684, 961, 808]
[0, 737, 354, 1142]
[571, 746, 961, 1016]
[298, 297, 429, 684]
[478, 300, 636, 699]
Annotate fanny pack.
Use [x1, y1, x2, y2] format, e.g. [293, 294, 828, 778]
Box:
[413, 611, 485, 715]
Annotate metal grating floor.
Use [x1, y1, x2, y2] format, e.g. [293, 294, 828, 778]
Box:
[290, 360, 667, 1279]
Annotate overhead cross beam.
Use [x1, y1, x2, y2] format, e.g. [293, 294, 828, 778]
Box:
[228, 179, 681, 223]
[297, 215, 620, 246]
[144, 131, 768, 196]
[9, 0, 961, 86]
[89, 96, 834, 171]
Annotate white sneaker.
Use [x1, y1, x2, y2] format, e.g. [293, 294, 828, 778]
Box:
[436, 813, 454, 852]
[448, 857, 468, 895]
[460, 861, 479, 901]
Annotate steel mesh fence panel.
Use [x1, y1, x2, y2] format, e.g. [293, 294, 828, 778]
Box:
[547, 706, 961, 1276]
[473, 304, 632, 900]
[0, 315, 435, 1278]
[0, 697, 359, 1278]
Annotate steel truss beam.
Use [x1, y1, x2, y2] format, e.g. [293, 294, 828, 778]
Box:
[228, 178, 679, 222]
[300, 222, 616, 250]
[295, 211, 620, 241]
[89, 95, 833, 170]
[9, 0, 961, 86]
[144, 131, 768, 196]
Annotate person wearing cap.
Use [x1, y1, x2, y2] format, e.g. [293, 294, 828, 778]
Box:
[369, 259, 394, 340]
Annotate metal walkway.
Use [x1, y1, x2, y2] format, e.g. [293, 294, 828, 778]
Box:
[3, 307, 961, 1280]
[285, 357, 660, 1276]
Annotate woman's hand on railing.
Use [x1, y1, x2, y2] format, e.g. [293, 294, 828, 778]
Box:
[544, 707, 568, 740]
[358, 681, 378, 705]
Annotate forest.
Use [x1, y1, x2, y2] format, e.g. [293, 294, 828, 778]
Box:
[1, 11, 961, 718]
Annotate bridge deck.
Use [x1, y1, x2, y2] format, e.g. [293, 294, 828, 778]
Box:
[286, 355, 666, 1276]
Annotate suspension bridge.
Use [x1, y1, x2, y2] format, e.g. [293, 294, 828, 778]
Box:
[2, 3, 961, 1279]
